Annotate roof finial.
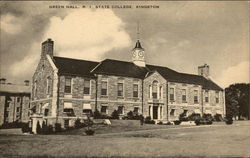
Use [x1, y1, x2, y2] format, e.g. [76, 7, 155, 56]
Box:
[137, 21, 140, 41]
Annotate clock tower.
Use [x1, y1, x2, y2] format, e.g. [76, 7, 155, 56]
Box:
[132, 40, 146, 67]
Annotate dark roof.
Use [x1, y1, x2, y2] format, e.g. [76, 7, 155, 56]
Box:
[0, 84, 30, 94]
[53, 56, 99, 77]
[146, 65, 222, 90]
[52, 57, 222, 90]
[92, 59, 148, 79]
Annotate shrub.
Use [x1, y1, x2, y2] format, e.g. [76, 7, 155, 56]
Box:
[214, 114, 223, 122]
[173, 120, 181, 125]
[203, 113, 213, 121]
[188, 113, 201, 121]
[21, 123, 30, 133]
[36, 122, 42, 134]
[93, 110, 102, 119]
[144, 116, 155, 124]
[225, 115, 233, 125]
[74, 118, 82, 129]
[166, 122, 173, 125]
[55, 123, 62, 133]
[48, 125, 54, 134]
[111, 110, 119, 119]
[157, 121, 163, 125]
[195, 119, 201, 125]
[179, 112, 189, 121]
[0, 121, 24, 129]
[85, 129, 95, 135]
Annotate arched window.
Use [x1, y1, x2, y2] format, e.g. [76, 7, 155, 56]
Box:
[152, 81, 158, 99]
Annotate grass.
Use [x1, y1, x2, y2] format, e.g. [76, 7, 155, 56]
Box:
[0, 120, 249, 157]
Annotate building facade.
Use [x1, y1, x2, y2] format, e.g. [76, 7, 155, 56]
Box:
[0, 79, 31, 126]
[30, 39, 225, 131]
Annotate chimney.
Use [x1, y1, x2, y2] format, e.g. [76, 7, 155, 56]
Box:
[41, 38, 54, 59]
[198, 64, 209, 78]
[0, 78, 6, 84]
[24, 80, 30, 86]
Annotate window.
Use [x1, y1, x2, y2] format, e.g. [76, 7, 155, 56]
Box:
[182, 89, 186, 102]
[216, 91, 219, 103]
[152, 81, 158, 99]
[133, 107, 139, 115]
[205, 91, 209, 103]
[63, 102, 74, 115]
[16, 107, 20, 113]
[117, 106, 124, 115]
[170, 109, 175, 116]
[82, 103, 92, 115]
[17, 97, 20, 103]
[149, 85, 151, 98]
[194, 90, 198, 103]
[47, 77, 51, 94]
[101, 105, 108, 114]
[117, 83, 123, 97]
[65, 77, 72, 93]
[44, 109, 49, 116]
[133, 84, 138, 98]
[159, 86, 162, 99]
[83, 79, 90, 95]
[64, 119, 69, 128]
[170, 88, 174, 101]
[101, 81, 107, 96]
[34, 81, 37, 97]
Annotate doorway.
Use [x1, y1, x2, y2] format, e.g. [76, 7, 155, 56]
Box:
[153, 106, 158, 119]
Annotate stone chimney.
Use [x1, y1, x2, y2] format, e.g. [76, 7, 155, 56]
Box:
[41, 38, 54, 59]
[0, 78, 6, 84]
[24, 80, 30, 86]
[198, 64, 209, 78]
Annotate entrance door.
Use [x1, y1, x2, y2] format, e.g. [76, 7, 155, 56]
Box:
[153, 106, 158, 119]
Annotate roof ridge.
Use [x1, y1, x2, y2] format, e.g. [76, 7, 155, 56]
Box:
[53, 56, 99, 63]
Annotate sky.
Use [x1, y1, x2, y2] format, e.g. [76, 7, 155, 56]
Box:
[0, 1, 249, 88]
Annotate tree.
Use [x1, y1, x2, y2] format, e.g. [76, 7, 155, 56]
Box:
[225, 83, 250, 120]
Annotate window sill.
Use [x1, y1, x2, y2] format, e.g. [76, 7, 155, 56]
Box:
[117, 96, 124, 99]
[101, 95, 108, 98]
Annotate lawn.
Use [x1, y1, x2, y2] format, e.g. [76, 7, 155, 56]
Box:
[0, 121, 249, 158]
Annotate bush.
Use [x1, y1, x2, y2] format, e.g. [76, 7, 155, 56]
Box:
[111, 110, 119, 119]
[157, 121, 163, 125]
[195, 118, 213, 125]
[0, 121, 24, 129]
[93, 110, 102, 119]
[188, 113, 201, 121]
[214, 114, 223, 122]
[173, 120, 181, 125]
[225, 115, 233, 125]
[85, 129, 95, 135]
[21, 123, 30, 133]
[203, 113, 213, 121]
[144, 116, 155, 124]
[74, 118, 82, 129]
[36, 122, 42, 134]
[166, 122, 173, 125]
[55, 123, 62, 133]
[179, 112, 188, 121]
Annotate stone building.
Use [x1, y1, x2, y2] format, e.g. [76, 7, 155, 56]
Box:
[30, 38, 225, 131]
[0, 79, 31, 125]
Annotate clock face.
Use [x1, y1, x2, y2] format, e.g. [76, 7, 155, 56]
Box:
[133, 52, 136, 57]
[138, 51, 144, 57]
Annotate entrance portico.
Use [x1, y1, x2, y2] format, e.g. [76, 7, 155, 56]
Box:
[149, 103, 163, 120]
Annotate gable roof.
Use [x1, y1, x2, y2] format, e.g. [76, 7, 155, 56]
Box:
[92, 59, 149, 79]
[52, 57, 222, 91]
[53, 56, 99, 77]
